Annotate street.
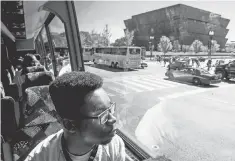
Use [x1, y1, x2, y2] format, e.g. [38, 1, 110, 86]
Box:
[86, 61, 235, 161]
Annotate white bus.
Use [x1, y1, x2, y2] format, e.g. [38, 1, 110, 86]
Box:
[92, 46, 142, 69]
[82, 47, 92, 62]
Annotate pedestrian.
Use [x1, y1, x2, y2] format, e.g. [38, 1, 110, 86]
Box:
[24, 72, 126, 161]
[207, 60, 212, 71]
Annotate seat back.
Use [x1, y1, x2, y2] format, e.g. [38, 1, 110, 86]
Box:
[23, 85, 56, 117]
[1, 96, 17, 140]
[21, 65, 46, 75]
[20, 85, 62, 150]
[22, 71, 55, 95]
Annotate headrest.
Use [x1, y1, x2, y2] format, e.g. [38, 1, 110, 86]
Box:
[22, 71, 55, 92]
[24, 85, 55, 115]
[24, 65, 46, 74]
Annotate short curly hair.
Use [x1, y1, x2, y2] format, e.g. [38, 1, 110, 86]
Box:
[23, 54, 40, 68]
[49, 71, 103, 120]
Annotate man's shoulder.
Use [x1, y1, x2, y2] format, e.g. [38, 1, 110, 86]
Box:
[24, 129, 63, 161]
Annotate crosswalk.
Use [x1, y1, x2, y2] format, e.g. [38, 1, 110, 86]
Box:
[102, 74, 233, 97]
[102, 75, 184, 97]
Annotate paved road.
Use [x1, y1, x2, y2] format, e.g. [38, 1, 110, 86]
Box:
[86, 62, 235, 161]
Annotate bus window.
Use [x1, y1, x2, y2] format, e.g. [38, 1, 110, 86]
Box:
[119, 48, 127, 55]
[129, 48, 140, 55]
[41, 27, 51, 71]
[111, 48, 119, 55]
[48, 16, 72, 76]
[85, 48, 92, 52]
[103, 48, 112, 54]
[136, 48, 141, 55]
[96, 48, 104, 53]
[82, 47, 92, 62]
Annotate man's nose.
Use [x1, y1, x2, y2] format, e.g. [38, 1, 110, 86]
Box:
[107, 113, 116, 125]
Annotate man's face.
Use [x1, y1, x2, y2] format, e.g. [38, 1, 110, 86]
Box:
[76, 88, 117, 145]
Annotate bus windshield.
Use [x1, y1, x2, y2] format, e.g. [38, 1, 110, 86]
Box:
[129, 48, 141, 55]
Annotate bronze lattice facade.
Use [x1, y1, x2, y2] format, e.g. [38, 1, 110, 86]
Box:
[124, 4, 230, 49]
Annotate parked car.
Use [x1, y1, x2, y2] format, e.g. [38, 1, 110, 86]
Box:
[215, 61, 235, 80]
[167, 60, 189, 70]
[198, 57, 206, 62]
[140, 60, 148, 69]
[165, 67, 221, 86]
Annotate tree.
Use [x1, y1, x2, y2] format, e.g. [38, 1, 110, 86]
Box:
[111, 37, 126, 46]
[158, 36, 172, 54]
[80, 31, 92, 47]
[101, 24, 112, 46]
[124, 29, 134, 46]
[90, 29, 103, 47]
[182, 45, 190, 53]
[158, 36, 172, 66]
[191, 40, 203, 54]
[201, 45, 208, 52]
[111, 29, 134, 47]
[173, 40, 181, 52]
[211, 40, 220, 53]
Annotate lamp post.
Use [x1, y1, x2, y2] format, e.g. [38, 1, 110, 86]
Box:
[149, 36, 154, 60]
[208, 30, 214, 60]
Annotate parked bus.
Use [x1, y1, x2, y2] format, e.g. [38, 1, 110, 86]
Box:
[82, 46, 92, 62]
[92, 46, 142, 69]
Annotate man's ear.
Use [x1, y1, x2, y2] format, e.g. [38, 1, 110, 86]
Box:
[62, 119, 77, 133]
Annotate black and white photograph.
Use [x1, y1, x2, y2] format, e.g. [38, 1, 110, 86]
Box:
[1, 1, 235, 161]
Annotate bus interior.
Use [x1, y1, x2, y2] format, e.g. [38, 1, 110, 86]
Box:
[1, 1, 161, 161]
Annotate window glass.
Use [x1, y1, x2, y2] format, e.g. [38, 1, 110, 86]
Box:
[48, 16, 71, 77]
[41, 27, 52, 72]
[103, 48, 112, 54]
[119, 48, 127, 55]
[129, 48, 140, 55]
[111, 48, 119, 55]
[85, 48, 92, 52]
[35, 36, 46, 67]
[74, 2, 235, 160]
[95, 48, 104, 53]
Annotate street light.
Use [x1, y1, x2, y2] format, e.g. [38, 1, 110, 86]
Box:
[208, 30, 214, 60]
[149, 36, 154, 60]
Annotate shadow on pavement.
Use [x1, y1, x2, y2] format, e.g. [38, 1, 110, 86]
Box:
[163, 78, 219, 88]
[85, 64, 139, 72]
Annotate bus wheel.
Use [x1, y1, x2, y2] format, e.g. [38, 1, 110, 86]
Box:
[114, 62, 119, 68]
[111, 62, 115, 68]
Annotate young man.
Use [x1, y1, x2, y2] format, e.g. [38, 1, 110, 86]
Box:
[24, 72, 126, 161]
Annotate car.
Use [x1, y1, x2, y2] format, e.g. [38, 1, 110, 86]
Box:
[140, 61, 148, 69]
[141, 56, 146, 60]
[167, 60, 190, 70]
[165, 67, 221, 86]
[215, 61, 235, 80]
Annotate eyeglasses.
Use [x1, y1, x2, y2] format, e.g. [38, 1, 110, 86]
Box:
[80, 102, 116, 124]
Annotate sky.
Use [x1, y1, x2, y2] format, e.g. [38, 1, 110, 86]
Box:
[72, 1, 235, 43]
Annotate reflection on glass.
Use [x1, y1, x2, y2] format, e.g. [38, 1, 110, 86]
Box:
[41, 27, 50, 71]
[36, 35, 47, 67]
[48, 16, 71, 76]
